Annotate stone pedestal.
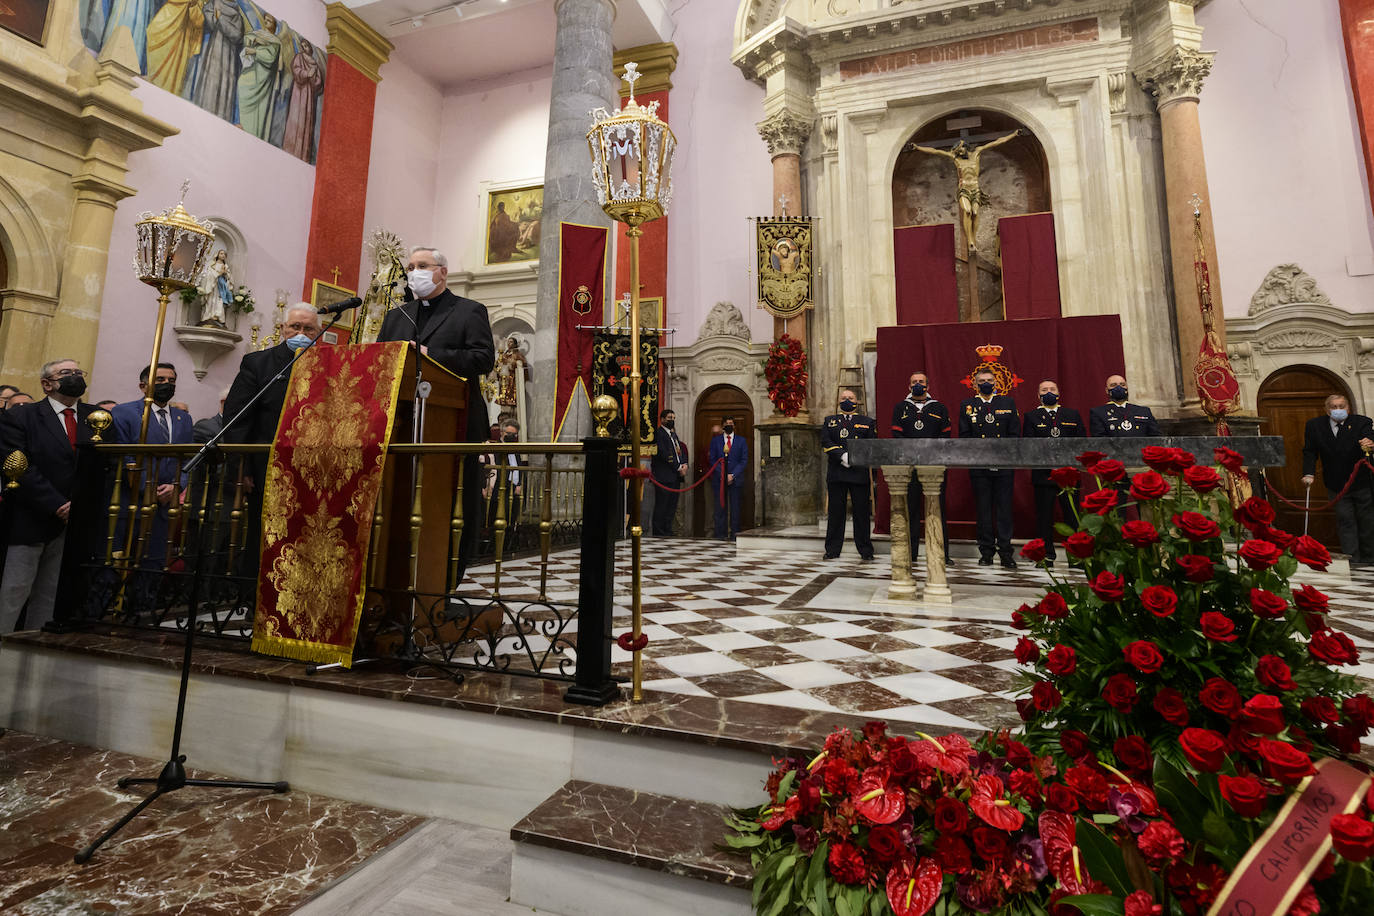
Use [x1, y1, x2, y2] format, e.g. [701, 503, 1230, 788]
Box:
[914, 466, 952, 605]
[757, 417, 821, 526]
[880, 466, 916, 600]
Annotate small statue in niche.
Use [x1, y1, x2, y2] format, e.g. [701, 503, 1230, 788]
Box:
[494, 335, 529, 408]
[197, 249, 233, 328]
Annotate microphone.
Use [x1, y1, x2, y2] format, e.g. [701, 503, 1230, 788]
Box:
[317, 297, 363, 315]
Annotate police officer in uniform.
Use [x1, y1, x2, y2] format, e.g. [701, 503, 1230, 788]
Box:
[959, 367, 1020, 568]
[891, 371, 952, 565]
[1089, 374, 1160, 437]
[822, 389, 876, 561]
[1022, 379, 1084, 565]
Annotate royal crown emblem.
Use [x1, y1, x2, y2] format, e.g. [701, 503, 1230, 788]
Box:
[961, 343, 1023, 395]
[572, 284, 593, 315]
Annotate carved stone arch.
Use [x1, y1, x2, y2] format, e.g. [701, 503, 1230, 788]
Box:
[698, 301, 753, 341]
[734, 0, 793, 49]
[0, 172, 60, 296]
[1248, 264, 1332, 316]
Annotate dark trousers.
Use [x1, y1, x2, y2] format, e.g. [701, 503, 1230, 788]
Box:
[825, 479, 873, 558]
[1033, 485, 1075, 559]
[970, 469, 1014, 559]
[906, 474, 950, 562]
[714, 480, 742, 538]
[651, 475, 680, 536]
[1335, 485, 1374, 564]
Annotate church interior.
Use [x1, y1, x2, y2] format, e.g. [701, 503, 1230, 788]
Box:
[5, 0, 1374, 913]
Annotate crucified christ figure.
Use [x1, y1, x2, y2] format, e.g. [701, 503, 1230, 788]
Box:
[909, 129, 1024, 254]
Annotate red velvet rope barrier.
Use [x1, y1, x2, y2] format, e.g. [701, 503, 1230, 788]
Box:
[643, 457, 728, 499]
[1263, 457, 1374, 513]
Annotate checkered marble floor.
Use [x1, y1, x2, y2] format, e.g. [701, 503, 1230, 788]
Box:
[461, 540, 1374, 735]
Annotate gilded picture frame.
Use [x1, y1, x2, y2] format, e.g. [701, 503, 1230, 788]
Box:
[483, 183, 543, 266]
[311, 278, 356, 345]
[0, 0, 51, 44]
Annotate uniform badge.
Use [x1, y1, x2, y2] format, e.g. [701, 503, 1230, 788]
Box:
[914, 420, 924, 430]
[1121, 420, 1133, 431]
[984, 413, 994, 424]
[840, 428, 850, 438]
[1050, 427, 1061, 438]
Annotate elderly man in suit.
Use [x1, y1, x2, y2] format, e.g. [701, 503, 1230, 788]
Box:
[377, 246, 495, 569]
[1302, 394, 1374, 567]
[0, 359, 101, 633]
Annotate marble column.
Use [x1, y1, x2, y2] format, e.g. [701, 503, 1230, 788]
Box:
[531, 0, 617, 442]
[916, 466, 952, 604]
[882, 466, 916, 601]
[756, 109, 813, 360]
[1339, 0, 1374, 221]
[1138, 46, 1225, 415]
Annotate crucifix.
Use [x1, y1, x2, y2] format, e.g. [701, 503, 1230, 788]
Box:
[330, 266, 341, 285]
[777, 193, 790, 218]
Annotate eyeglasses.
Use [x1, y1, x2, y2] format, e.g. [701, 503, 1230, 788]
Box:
[283, 323, 318, 333]
[46, 369, 85, 380]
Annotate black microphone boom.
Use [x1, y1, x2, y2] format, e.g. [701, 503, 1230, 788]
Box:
[317, 296, 363, 315]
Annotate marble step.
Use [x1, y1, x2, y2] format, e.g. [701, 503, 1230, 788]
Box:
[509, 779, 753, 916]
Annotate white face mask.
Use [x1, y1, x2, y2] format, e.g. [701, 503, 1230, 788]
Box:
[1330, 408, 1349, 422]
[408, 268, 438, 299]
[286, 333, 312, 351]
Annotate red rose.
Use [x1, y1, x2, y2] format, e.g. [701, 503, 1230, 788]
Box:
[1292, 535, 1331, 571]
[1238, 694, 1287, 735]
[1239, 538, 1284, 570]
[1170, 448, 1198, 472]
[1309, 629, 1359, 666]
[1066, 765, 1110, 808]
[1021, 539, 1047, 562]
[1077, 450, 1107, 469]
[935, 835, 971, 874]
[1060, 730, 1091, 759]
[1229, 722, 1262, 757]
[1046, 783, 1079, 813]
[1095, 459, 1127, 482]
[1137, 821, 1186, 864]
[1199, 677, 1242, 717]
[1049, 466, 1080, 489]
[1173, 512, 1221, 541]
[1113, 735, 1153, 773]
[1200, 611, 1238, 642]
[1292, 584, 1329, 615]
[1233, 496, 1275, 531]
[1011, 608, 1029, 630]
[1038, 592, 1070, 619]
[866, 824, 904, 864]
[1180, 728, 1230, 772]
[1257, 526, 1295, 550]
[1249, 588, 1288, 619]
[1289, 885, 1320, 916]
[1175, 554, 1215, 582]
[971, 825, 1009, 861]
[1183, 465, 1223, 493]
[1214, 446, 1246, 473]
[1124, 890, 1163, 916]
[827, 840, 867, 884]
[1121, 520, 1161, 547]
[1256, 655, 1297, 691]
[1331, 814, 1374, 862]
[934, 796, 969, 835]
[1014, 637, 1040, 664]
[1031, 680, 1063, 711]
[1258, 738, 1314, 785]
[1091, 571, 1126, 602]
[1140, 585, 1178, 618]
[1301, 696, 1339, 724]
[1141, 446, 1176, 473]
[1064, 532, 1095, 558]
[1153, 687, 1190, 725]
[1327, 723, 1364, 755]
[1103, 673, 1139, 712]
[1046, 644, 1077, 676]
[1123, 640, 1165, 674]
[1081, 488, 1119, 516]
[1219, 774, 1269, 818]
[1129, 471, 1171, 500]
[1343, 694, 1374, 729]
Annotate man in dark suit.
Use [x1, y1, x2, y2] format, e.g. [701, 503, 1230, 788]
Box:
[1089, 373, 1160, 437]
[1302, 394, 1374, 566]
[891, 370, 951, 565]
[959, 367, 1021, 568]
[0, 359, 102, 633]
[377, 246, 495, 568]
[650, 409, 688, 537]
[1022, 379, 1085, 565]
[707, 415, 748, 539]
[823, 390, 876, 561]
[192, 395, 225, 445]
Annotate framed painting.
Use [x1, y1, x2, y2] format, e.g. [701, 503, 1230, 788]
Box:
[311, 278, 356, 344]
[482, 182, 543, 266]
[638, 297, 663, 333]
[1, 0, 50, 43]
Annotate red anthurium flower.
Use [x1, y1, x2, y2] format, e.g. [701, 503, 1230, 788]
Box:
[851, 766, 905, 824]
[912, 733, 972, 779]
[760, 793, 800, 830]
[1039, 809, 1091, 895]
[969, 773, 1025, 831]
[885, 857, 943, 916]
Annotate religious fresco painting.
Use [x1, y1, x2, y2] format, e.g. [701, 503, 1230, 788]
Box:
[0, 0, 51, 44]
[485, 185, 543, 265]
[79, 0, 326, 164]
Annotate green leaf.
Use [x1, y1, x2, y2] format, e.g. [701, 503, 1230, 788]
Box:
[1152, 755, 1211, 842]
[1275, 554, 1298, 580]
[1055, 522, 1076, 537]
[836, 895, 854, 916]
[1057, 893, 1126, 916]
[777, 769, 797, 801]
[807, 842, 830, 915]
[1081, 514, 1105, 535]
[1075, 819, 1132, 898]
[1091, 813, 1121, 825]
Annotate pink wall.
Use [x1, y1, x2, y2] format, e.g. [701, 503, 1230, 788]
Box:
[90, 0, 327, 419]
[666, 2, 772, 344]
[1198, 0, 1374, 316]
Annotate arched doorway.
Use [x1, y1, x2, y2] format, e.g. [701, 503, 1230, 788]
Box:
[1256, 365, 1353, 547]
[692, 384, 755, 537]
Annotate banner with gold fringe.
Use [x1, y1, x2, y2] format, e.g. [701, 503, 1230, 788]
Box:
[250, 342, 409, 667]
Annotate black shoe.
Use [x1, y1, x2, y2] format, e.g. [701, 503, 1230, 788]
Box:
[1001, 557, 1017, 570]
[823, 553, 840, 560]
[1045, 559, 1055, 568]
[978, 556, 993, 566]
[861, 554, 875, 562]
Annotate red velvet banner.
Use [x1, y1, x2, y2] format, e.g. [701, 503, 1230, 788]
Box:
[998, 213, 1062, 319]
[873, 316, 1125, 538]
[553, 222, 608, 439]
[894, 224, 959, 325]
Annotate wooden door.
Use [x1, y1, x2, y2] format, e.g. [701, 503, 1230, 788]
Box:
[692, 385, 756, 536]
[1256, 366, 1352, 548]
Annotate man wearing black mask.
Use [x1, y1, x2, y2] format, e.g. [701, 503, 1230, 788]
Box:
[822, 390, 876, 561]
[1022, 379, 1084, 565]
[891, 371, 951, 566]
[650, 408, 687, 536]
[959, 367, 1020, 568]
[1089, 374, 1159, 437]
[708, 415, 748, 539]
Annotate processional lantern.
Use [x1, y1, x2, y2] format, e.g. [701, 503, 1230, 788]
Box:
[587, 62, 677, 703]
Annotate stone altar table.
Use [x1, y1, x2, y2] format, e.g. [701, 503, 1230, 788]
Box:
[848, 437, 1287, 605]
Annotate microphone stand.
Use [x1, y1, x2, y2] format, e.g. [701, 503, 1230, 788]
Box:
[76, 310, 347, 863]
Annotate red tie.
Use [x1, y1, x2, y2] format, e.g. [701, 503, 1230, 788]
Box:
[62, 408, 76, 447]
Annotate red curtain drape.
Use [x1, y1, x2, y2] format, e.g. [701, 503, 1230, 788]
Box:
[553, 222, 608, 439]
[893, 224, 959, 325]
[998, 212, 1062, 320]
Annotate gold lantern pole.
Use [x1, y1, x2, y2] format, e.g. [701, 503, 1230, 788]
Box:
[588, 63, 677, 703]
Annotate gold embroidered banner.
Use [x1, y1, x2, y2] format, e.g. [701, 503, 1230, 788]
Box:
[251, 342, 409, 667]
[756, 217, 814, 319]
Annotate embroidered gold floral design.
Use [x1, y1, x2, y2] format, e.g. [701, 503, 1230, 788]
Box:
[261, 465, 301, 547]
[269, 505, 356, 642]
